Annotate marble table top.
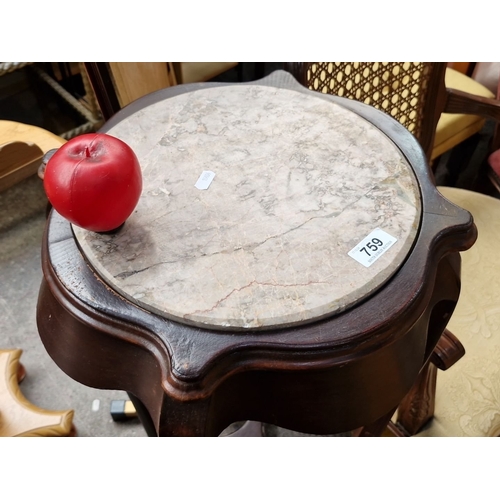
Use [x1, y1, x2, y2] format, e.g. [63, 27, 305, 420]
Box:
[73, 84, 421, 331]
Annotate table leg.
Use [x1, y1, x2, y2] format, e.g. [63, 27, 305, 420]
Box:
[127, 392, 158, 437]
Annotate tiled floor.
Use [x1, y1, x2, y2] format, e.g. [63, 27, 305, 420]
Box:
[0, 63, 495, 437]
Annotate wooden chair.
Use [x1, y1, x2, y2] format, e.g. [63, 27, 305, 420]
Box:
[383, 185, 500, 437]
[284, 62, 500, 436]
[392, 187, 500, 437]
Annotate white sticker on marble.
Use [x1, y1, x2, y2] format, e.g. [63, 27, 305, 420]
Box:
[195, 170, 216, 190]
[348, 228, 398, 268]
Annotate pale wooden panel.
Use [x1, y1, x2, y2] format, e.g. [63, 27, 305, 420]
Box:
[108, 62, 177, 107]
[175, 62, 238, 83]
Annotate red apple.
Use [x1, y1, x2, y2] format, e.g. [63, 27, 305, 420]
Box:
[43, 133, 142, 232]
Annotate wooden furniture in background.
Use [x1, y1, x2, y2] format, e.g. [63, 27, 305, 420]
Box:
[84, 63, 178, 121]
[0, 120, 66, 192]
[285, 63, 500, 436]
[434, 68, 494, 163]
[378, 184, 500, 438]
[284, 63, 499, 165]
[0, 349, 74, 437]
[387, 328, 465, 436]
[0, 141, 43, 193]
[406, 187, 500, 436]
[172, 62, 238, 84]
[0, 63, 101, 140]
[84, 62, 240, 121]
[107, 63, 178, 108]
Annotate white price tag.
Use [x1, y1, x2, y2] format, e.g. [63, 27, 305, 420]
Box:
[195, 170, 216, 190]
[348, 228, 398, 268]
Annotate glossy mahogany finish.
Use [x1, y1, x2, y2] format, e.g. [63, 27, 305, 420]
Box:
[36, 72, 476, 436]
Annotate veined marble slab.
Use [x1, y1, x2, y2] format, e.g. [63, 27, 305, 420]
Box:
[73, 84, 421, 331]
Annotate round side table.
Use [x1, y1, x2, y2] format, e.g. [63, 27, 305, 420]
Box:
[36, 71, 476, 436]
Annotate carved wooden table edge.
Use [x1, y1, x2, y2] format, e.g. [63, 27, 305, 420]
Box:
[36, 71, 477, 436]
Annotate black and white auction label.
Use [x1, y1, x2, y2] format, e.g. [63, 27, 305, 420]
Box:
[348, 228, 398, 268]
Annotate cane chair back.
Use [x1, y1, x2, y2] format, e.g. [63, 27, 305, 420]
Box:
[285, 62, 446, 162]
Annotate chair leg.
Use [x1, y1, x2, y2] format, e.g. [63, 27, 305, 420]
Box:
[127, 392, 158, 437]
[395, 329, 465, 435]
[396, 360, 438, 435]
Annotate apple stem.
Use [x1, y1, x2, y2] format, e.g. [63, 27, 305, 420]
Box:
[85, 147, 91, 158]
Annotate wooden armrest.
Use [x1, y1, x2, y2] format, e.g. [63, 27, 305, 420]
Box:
[444, 88, 500, 121]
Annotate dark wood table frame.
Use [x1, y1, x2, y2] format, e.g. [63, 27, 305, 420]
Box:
[36, 72, 476, 436]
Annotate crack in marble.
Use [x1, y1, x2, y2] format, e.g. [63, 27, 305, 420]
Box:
[112, 180, 392, 279]
[187, 278, 334, 317]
